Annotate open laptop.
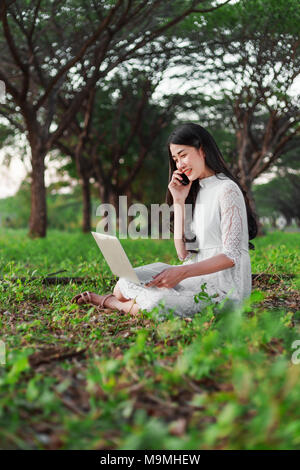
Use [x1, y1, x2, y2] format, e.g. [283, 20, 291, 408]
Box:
[91, 232, 170, 286]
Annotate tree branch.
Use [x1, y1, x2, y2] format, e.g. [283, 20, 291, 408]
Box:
[0, 1, 28, 76]
[34, 0, 124, 110]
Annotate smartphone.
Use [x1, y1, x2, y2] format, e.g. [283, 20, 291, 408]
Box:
[179, 172, 190, 185]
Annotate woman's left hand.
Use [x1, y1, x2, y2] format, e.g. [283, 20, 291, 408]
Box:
[145, 267, 185, 289]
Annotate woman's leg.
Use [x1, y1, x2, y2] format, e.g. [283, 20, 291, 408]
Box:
[112, 298, 140, 316]
[111, 282, 141, 315]
[101, 293, 140, 316]
[113, 282, 129, 302]
[72, 290, 141, 316]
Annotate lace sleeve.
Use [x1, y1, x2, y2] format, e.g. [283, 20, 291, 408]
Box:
[219, 182, 244, 267]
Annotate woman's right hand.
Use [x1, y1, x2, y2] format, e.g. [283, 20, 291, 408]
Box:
[168, 170, 192, 202]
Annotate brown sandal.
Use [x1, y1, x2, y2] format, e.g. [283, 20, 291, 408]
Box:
[71, 291, 92, 304]
[97, 294, 126, 315]
[97, 293, 115, 308]
[72, 292, 126, 314]
[96, 293, 126, 314]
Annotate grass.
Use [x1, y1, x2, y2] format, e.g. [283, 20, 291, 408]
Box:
[0, 228, 299, 450]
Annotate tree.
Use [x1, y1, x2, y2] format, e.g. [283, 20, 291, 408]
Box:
[0, 0, 230, 237]
[55, 65, 182, 231]
[253, 145, 300, 227]
[166, 0, 300, 235]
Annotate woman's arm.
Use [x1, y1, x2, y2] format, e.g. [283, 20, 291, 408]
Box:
[173, 200, 189, 261]
[146, 181, 244, 289]
[181, 182, 243, 280]
[167, 169, 192, 261]
[180, 253, 234, 279]
[145, 254, 234, 289]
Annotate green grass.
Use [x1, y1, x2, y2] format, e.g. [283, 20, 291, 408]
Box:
[0, 228, 299, 450]
[0, 228, 180, 278]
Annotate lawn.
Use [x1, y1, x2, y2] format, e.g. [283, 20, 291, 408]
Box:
[0, 228, 299, 450]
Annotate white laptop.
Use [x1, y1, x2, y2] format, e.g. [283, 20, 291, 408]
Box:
[91, 232, 170, 286]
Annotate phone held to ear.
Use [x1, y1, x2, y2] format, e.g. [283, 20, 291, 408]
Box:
[179, 172, 190, 185]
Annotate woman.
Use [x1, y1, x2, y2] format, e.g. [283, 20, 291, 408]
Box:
[72, 123, 257, 317]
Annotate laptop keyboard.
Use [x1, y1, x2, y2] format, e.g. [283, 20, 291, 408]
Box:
[139, 279, 184, 291]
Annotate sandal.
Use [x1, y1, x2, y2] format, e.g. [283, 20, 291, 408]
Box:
[95, 293, 127, 314]
[71, 292, 126, 313]
[71, 291, 93, 305]
[96, 293, 116, 308]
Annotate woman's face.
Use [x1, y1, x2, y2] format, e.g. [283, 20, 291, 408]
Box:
[169, 143, 213, 181]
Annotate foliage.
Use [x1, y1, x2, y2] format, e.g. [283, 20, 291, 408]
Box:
[169, 0, 300, 188]
[0, 181, 82, 230]
[253, 172, 300, 224]
[2, 0, 224, 237]
[0, 229, 299, 449]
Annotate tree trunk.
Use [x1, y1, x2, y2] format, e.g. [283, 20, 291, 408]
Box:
[108, 191, 121, 230]
[98, 183, 111, 206]
[82, 173, 91, 232]
[271, 215, 277, 228]
[125, 188, 135, 225]
[29, 147, 47, 238]
[236, 126, 265, 238]
[235, 168, 265, 239]
[97, 184, 118, 231]
[248, 188, 264, 237]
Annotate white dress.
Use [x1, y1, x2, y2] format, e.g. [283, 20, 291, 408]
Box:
[117, 172, 252, 318]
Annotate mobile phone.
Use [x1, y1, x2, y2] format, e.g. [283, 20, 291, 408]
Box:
[179, 172, 190, 185]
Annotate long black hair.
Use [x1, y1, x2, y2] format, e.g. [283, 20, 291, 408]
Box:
[165, 123, 257, 253]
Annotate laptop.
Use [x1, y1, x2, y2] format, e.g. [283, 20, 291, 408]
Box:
[91, 232, 170, 286]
